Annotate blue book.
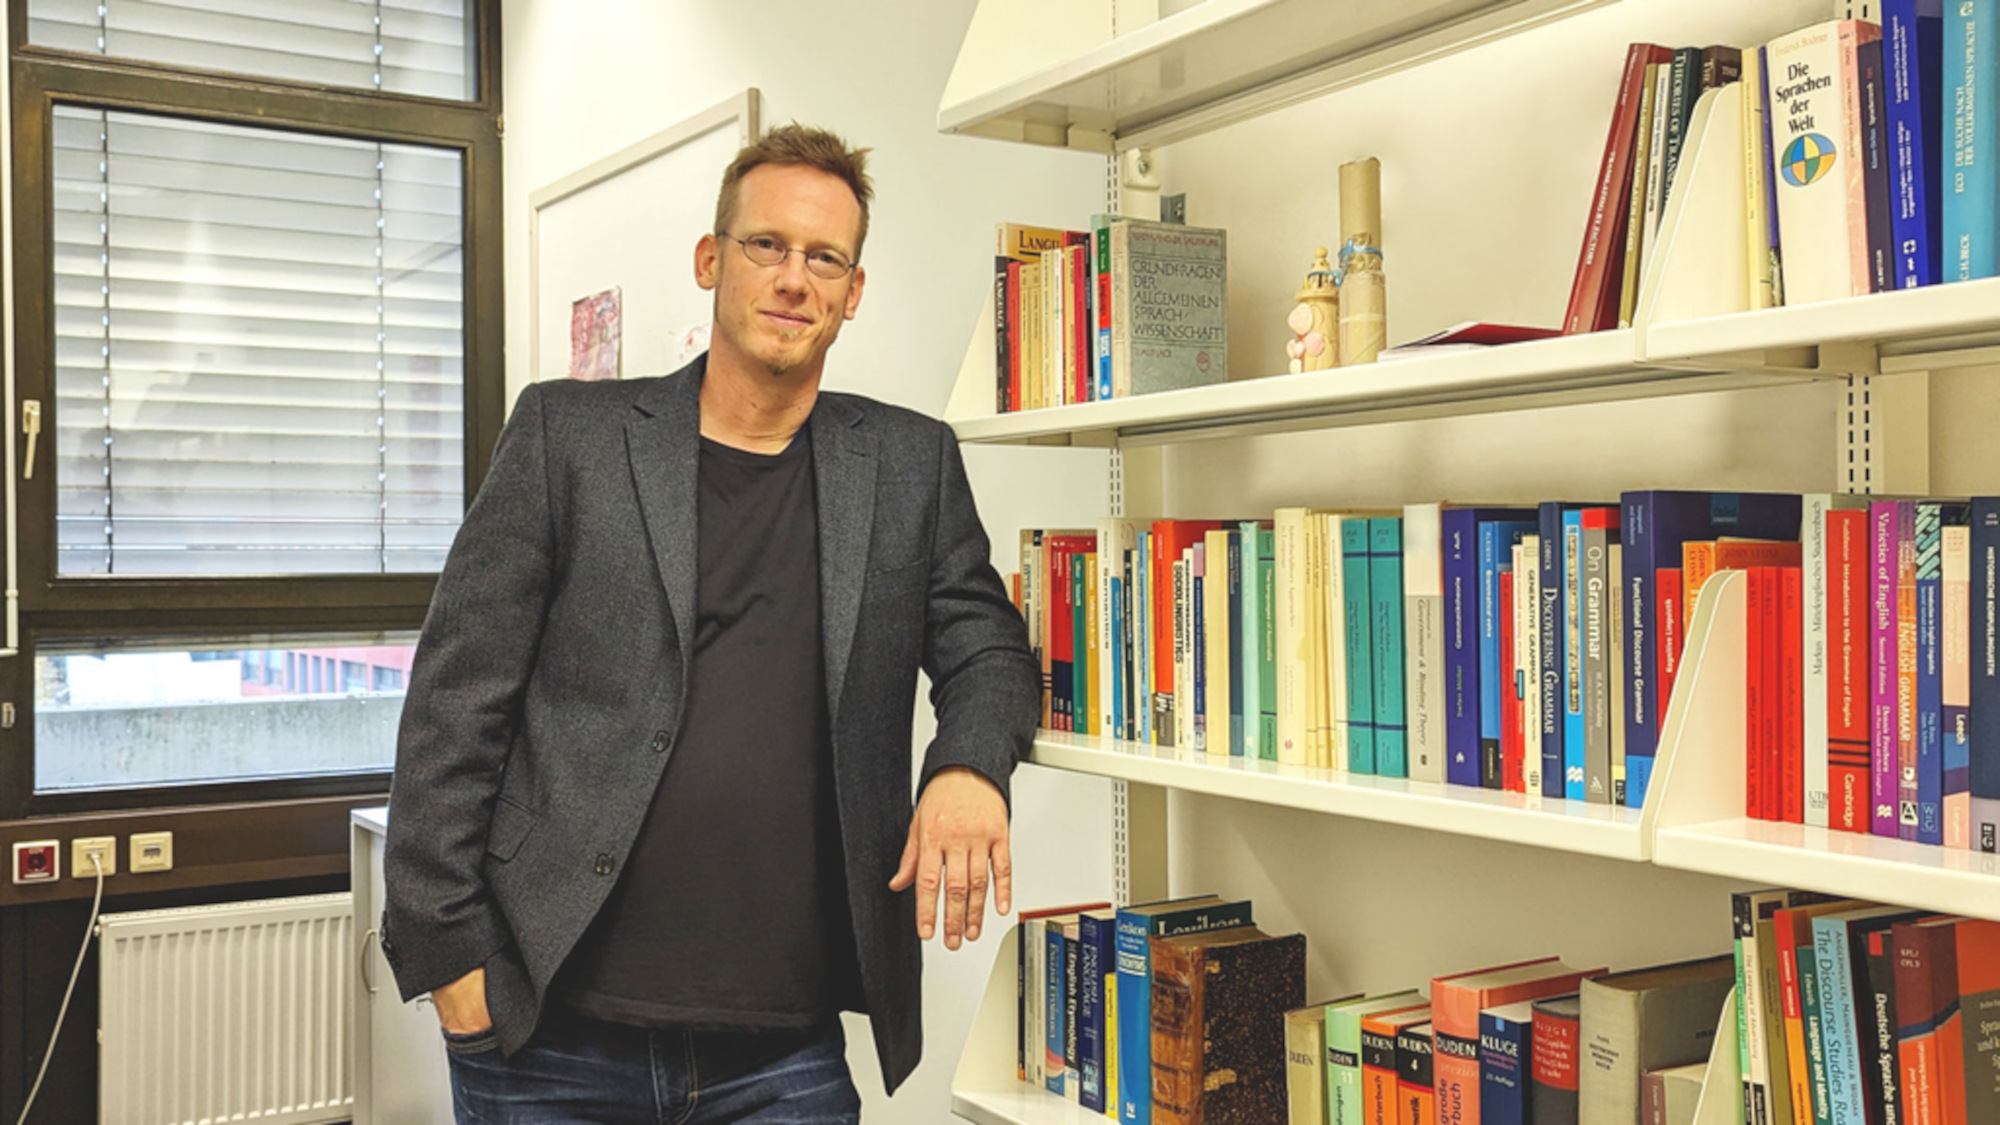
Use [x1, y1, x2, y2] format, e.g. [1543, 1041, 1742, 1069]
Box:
[1536, 503, 1584, 799]
[1078, 911, 1115, 1113]
[1342, 518, 1378, 773]
[1943, 0, 1999, 281]
[1370, 517, 1408, 777]
[1619, 491, 1802, 808]
[1478, 518, 1537, 788]
[1111, 569, 1127, 741]
[1479, 1002, 1535, 1125]
[1916, 503, 1945, 843]
[1228, 530, 1246, 757]
[1562, 509, 1589, 801]
[1885, 0, 1944, 287]
[1971, 498, 2000, 851]
[1114, 897, 1256, 1124]
[1442, 507, 1535, 787]
[1046, 925, 1067, 1094]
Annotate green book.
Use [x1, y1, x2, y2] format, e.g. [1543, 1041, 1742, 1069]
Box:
[1341, 518, 1376, 773]
[1258, 527, 1279, 762]
[1325, 991, 1425, 1125]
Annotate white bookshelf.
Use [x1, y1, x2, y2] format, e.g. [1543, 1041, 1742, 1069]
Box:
[942, 0, 2000, 1121]
[1025, 734, 1647, 859]
[939, 0, 1615, 151]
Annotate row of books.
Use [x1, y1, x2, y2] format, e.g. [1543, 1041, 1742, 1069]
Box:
[1567, 6, 2000, 332]
[1280, 953, 1732, 1125]
[1726, 890, 2000, 1125]
[1010, 492, 2000, 848]
[990, 218, 1228, 414]
[1016, 895, 1306, 1125]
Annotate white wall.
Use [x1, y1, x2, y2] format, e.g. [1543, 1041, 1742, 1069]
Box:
[500, 1, 1116, 1118]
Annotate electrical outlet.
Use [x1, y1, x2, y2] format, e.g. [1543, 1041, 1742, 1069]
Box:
[12, 841, 59, 885]
[72, 837, 115, 879]
[130, 832, 173, 873]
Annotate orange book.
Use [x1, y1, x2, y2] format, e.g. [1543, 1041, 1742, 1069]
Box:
[1150, 520, 1225, 744]
[1430, 958, 1606, 1125]
[1364, 1007, 1433, 1125]
[1683, 538, 1805, 631]
[1949, 919, 2000, 1125]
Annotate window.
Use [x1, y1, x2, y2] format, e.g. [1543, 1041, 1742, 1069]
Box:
[7, 0, 500, 816]
[26, 0, 477, 101]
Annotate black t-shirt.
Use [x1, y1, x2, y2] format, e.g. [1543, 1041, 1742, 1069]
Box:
[558, 428, 862, 1029]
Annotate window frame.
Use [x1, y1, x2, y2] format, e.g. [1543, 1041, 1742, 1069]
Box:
[5, 0, 504, 818]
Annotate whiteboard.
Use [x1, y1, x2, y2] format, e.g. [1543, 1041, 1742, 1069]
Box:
[528, 90, 761, 383]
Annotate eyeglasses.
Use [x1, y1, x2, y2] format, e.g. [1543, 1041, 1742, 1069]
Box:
[717, 233, 857, 280]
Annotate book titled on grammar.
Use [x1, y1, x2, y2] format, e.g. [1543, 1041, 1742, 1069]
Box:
[1107, 219, 1228, 398]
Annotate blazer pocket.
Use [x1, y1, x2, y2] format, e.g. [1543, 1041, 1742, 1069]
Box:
[484, 797, 537, 863]
[863, 560, 927, 601]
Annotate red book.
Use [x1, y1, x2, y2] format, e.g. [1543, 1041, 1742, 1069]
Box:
[1950, 919, 2000, 1125]
[1563, 43, 1673, 335]
[1430, 958, 1603, 1125]
[1763, 567, 1783, 821]
[1893, 917, 1961, 1125]
[1747, 567, 1769, 819]
[1658, 567, 1684, 723]
[1781, 567, 1805, 823]
[1501, 568, 1522, 792]
[1151, 521, 1226, 738]
[1045, 534, 1096, 733]
[1005, 261, 1024, 413]
[1828, 508, 1872, 833]
[1531, 996, 1582, 1115]
[1069, 242, 1091, 404]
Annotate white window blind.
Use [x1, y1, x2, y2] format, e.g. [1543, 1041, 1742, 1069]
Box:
[53, 106, 466, 576]
[28, 0, 475, 101]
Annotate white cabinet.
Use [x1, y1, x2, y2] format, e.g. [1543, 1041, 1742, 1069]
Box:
[352, 807, 455, 1125]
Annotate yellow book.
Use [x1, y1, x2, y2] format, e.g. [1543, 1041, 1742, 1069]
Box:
[1020, 260, 1042, 414]
[1742, 48, 1776, 310]
[1084, 553, 1099, 737]
[1306, 512, 1329, 768]
[1619, 63, 1659, 328]
[1273, 507, 1313, 766]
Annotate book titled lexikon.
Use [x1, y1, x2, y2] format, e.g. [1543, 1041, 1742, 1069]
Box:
[1108, 219, 1228, 398]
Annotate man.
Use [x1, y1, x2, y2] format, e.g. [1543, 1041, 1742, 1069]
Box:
[381, 124, 1038, 1121]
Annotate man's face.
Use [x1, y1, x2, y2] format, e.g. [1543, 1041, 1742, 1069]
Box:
[696, 163, 866, 378]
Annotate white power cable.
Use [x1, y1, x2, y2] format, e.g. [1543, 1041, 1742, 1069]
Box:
[15, 852, 105, 1125]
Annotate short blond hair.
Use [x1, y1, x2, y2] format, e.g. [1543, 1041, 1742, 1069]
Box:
[714, 123, 874, 259]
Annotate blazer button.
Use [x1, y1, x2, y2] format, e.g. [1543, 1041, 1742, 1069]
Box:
[594, 853, 615, 876]
[649, 731, 670, 754]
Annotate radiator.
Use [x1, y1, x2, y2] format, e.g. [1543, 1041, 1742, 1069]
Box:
[97, 892, 354, 1125]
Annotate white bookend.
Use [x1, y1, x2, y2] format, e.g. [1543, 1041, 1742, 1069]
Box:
[1691, 989, 1745, 1125]
[1637, 83, 1749, 332]
[945, 286, 1000, 426]
[1405, 503, 1446, 783]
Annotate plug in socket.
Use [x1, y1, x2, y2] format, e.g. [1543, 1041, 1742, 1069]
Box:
[72, 837, 115, 879]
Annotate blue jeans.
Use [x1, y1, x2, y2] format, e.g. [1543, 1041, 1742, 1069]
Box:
[444, 1009, 862, 1124]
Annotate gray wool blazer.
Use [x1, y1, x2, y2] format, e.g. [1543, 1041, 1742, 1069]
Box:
[380, 356, 1038, 1094]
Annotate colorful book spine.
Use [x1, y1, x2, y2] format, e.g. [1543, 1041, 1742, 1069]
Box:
[1563, 509, 1589, 801]
[1952, 921, 2000, 1125]
[1873, 502, 1904, 837]
[1346, 518, 1379, 774]
[1859, 38, 1896, 292]
[1898, 502, 1921, 840]
[1480, 1007, 1534, 1125]
[1048, 924, 1068, 1094]
[1373, 517, 1409, 777]
[1892, 919, 1957, 1125]
[1192, 546, 1207, 752]
[1406, 504, 1448, 783]
[1116, 917, 1153, 1122]
[1480, 520, 1537, 789]
[1883, 0, 1943, 288]
[1400, 1022, 1439, 1125]
[1800, 936, 1835, 1125]
[1812, 917, 1865, 1125]
[1943, 0, 1999, 281]
[1974, 499, 2000, 851]
[1094, 213, 1115, 401]
[1260, 528, 1279, 760]
[1945, 524, 1972, 847]
[1080, 913, 1113, 1112]
[1228, 530, 1246, 757]
[1807, 497, 1835, 828]
[1538, 503, 1574, 799]
[1917, 504, 1946, 843]
[1446, 509, 1485, 788]
[1240, 522, 1263, 760]
[1785, 568, 1807, 822]
[1582, 509, 1619, 804]
[1831, 508, 1873, 833]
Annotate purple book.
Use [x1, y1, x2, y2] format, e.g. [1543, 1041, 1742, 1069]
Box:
[1870, 502, 1902, 838]
[1442, 507, 1535, 787]
[1897, 501, 1920, 841]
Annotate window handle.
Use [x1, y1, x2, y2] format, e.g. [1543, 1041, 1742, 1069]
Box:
[21, 400, 38, 481]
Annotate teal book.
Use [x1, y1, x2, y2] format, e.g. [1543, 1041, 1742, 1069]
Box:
[1342, 518, 1377, 773]
[1371, 517, 1409, 777]
[1799, 939, 1834, 1125]
[1325, 991, 1426, 1125]
[1239, 521, 1264, 759]
[1258, 527, 1279, 761]
[1944, 0, 1999, 280]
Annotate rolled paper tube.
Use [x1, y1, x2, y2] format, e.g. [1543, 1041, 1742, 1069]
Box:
[1340, 270, 1387, 366]
[1339, 158, 1381, 249]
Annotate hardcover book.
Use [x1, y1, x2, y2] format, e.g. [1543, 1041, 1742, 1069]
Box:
[1566, 43, 1674, 333]
[1480, 517, 1539, 789]
[1945, 523, 1972, 847]
[1115, 895, 1240, 1125]
[1533, 994, 1585, 1125]
[1812, 905, 1928, 1125]
[1151, 927, 1307, 1125]
[1580, 956, 1736, 1125]
[1973, 498, 2000, 852]
[1331, 993, 1429, 1125]
[1943, 0, 1999, 280]
[1882, 0, 1943, 288]
[1406, 503, 1448, 783]
[1444, 507, 1537, 787]
[1401, 1021, 1440, 1125]
[1434, 958, 1605, 1125]
[1108, 219, 1228, 397]
[1372, 517, 1410, 777]
[1289, 1001, 1346, 1125]
[1957, 920, 2000, 1125]
[1481, 1001, 1538, 1125]
[1765, 20, 1882, 304]
[1368, 1008, 1438, 1125]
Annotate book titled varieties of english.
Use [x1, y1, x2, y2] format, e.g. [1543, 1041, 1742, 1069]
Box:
[1108, 219, 1228, 398]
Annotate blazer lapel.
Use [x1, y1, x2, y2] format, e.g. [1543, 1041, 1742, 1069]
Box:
[811, 394, 876, 723]
[627, 363, 703, 672]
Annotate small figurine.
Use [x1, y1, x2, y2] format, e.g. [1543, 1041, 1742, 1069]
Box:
[1286, 247, 1339, 374]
